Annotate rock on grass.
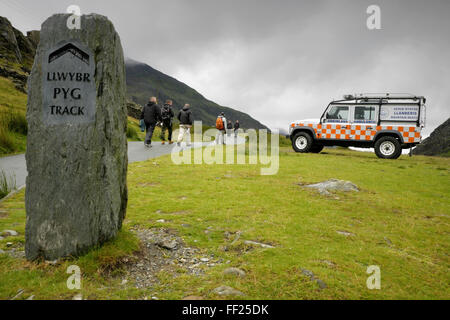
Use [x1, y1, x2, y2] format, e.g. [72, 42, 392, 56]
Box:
[213, 285, 244, 296]
[223, 267, 246, 277]
[304, 179, 359, 195]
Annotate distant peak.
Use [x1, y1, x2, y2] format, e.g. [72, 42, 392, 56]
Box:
[125, 57, 145, 66]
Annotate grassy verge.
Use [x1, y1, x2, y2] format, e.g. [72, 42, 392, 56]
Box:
[0, 77, 27, 156]
[0, 147, 449, 300]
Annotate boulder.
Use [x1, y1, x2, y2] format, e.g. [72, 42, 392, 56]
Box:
[25, 14, 128, 261]
[413, 118, 450, 156]
[213, 285, 244, 296]
[305, 179, 359, 195]
[223, 267, 246, 277]
[126, 100, 143, 120]
[1, 230, 18, 237]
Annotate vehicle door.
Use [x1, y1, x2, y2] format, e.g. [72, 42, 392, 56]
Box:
[319, 104, 352, 140]
[349, 104, 378, 141]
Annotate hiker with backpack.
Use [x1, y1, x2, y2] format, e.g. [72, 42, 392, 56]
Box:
[226, 120, 233, 139]
[177, 104, 193, 146]
[140, 96, 161, 148]
[160, 99, 175, 145]
[215, 112, 227, 145]
[234, 120, 240, 138]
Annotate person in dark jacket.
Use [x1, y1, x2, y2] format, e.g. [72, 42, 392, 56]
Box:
[234, 120, 240, 138]
[177, 104, 193, 146]
[160, 99, 175, 145]
[140, 96, 161, 148]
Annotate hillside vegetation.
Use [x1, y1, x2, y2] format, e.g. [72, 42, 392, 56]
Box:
[0, 148, 448, 299]
[0, 77, 27, 155]
[126, 59, 268, 130]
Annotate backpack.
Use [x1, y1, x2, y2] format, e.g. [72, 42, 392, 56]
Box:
[216, 116, 224, 130]
[161, 105, 171, 121]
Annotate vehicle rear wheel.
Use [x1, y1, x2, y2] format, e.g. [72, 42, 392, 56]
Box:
[310, 144, 324, 153]
[292, 132, 313, 153]
[374, 136, 402, 159]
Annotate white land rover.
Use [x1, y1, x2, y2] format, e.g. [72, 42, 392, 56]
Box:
[289, 94, 426, 159]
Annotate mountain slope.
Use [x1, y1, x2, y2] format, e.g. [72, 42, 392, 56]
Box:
[125, 58, 268, 129]
[413, 118, 450, 157]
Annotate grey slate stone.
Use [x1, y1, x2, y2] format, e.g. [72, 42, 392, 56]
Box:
[213, 285, 244, 296]
[223, 267, 246, 277]
[305, 179, 359, 195]
[25, 14, 128, 261]
[1, 230, 19, 237]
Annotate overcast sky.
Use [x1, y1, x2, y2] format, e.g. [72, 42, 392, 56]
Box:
[1, 0, 449, 134]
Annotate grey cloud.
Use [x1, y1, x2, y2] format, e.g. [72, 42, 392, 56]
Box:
[1, 0, 449, 135]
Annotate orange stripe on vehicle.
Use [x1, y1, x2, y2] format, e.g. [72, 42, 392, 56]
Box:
[376, 126, 381, 130]
[355, 125, 361, 130]
[415, 132, 421, 138]
[365, 136, 371, 140]
[409, 127, 415, 132]
[355, 135, 360, 140]
[387, 126, 393, 130]
[326, 134, 331, 138]
[409, 137, 415, 143]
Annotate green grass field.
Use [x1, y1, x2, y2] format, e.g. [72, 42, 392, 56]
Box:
[0, 147, 449, 300]
[0, 77, 27, 156]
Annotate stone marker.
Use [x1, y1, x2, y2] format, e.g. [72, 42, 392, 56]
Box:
[25, 14, 128, 261]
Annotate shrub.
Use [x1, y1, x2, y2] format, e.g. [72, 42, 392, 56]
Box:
[0, 169, 16, 199]
[7, 111, 27, 135]
[0, 125, 16, 153]
[126, 125, 138, 139]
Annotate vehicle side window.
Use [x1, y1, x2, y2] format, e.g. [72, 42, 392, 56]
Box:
[325, 106, 349, 122]
[354, 106, 376, 123]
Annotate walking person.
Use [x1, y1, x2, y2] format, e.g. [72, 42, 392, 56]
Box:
[226, 120, 233, 140]
[234, 120, 240, 138]
[177, 104, 193, 146]
[215, 112, 227, 145]
[160, 99, 175, 145]
[140, 96, 161, 148]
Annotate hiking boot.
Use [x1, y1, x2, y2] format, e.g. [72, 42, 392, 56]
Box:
[161, 141, 165, 145]
[169, 141, 174, 145]
[177, 142, 181, 147]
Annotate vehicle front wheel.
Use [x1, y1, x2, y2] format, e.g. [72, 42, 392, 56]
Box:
[374, 136, 402, 159]
[292, 132, 313, 153]
[310, 144, 324, 153]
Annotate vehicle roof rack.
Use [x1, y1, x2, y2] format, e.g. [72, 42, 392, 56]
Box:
[344, 93, 425, 101]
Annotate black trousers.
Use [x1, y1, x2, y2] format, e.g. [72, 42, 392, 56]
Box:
[145, 123, 156, 145]
[160, 121, 173, 141]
